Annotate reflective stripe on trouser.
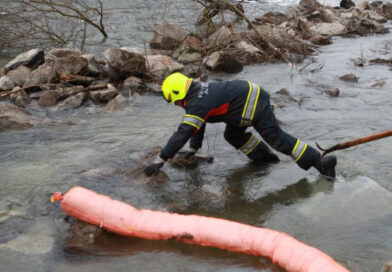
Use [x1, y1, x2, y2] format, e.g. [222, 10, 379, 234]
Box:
[182, 114, 204, 130]
[240, 82, 261, 127]
[224, 125, 273, 160]
[252, 97, 320, 170]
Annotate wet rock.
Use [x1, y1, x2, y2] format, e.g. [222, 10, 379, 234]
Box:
[380, 2, 392, 20]
[171, 151, 214, 168]
[325, 88, 340, 97]
[203, 51, 243, 73]
[24, 61, 57, 88]
[254, 12, 288, 25]
[340, 0, 355, 9]
[55, 85, 84, 100]
[0, 102, 42, 131]
[233, 40, 264, 64]
[310, 34, 333, 45]
[149, 22, 190, 50]
[275, 88, 298, 102]
[181, 65, 205, 79]
[38, 90, 59, 107]
[310, 22, 346, 36]
[145, 82, 161, 94]
[356, 1, 369, 11]
[4, 48, 45, 71]
[122, 76, 146, 96]
[383, 261, 392, 272]
[0, 76, 15, 91]
[339, 73, 358, 82]
[9, 87, 31, 107]
[370, 79, 386, 88]
[89, 85, 118, 104]
[64, 220, 103, 255]
[6, 66, 31, 87]
[207, 26, 233, 47]
[172, 35, 203, 64]
[103, 47, 147, 81]
[82, 53, 104, 77]
[146, 55, 184, 80]
[48, 48, 81, 58]
[59, 92, 87, 109]
[54, 55, 88, 76]
[299, 0, 322, 12]
[104, 93, 128, 111]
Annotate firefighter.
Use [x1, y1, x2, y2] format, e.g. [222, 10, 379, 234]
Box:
[144, 72, 337, 179]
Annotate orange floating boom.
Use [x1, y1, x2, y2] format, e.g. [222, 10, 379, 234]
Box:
[51, 186, 350, 272]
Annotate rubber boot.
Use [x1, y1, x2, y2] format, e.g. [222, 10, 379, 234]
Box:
[247, 143, 280, 164]
[313, 155, 337, 179]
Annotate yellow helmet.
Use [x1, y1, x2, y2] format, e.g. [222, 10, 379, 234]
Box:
[161, 72, 192, 104]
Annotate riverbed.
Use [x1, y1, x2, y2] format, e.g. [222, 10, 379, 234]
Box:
[1, 1, 392, 272]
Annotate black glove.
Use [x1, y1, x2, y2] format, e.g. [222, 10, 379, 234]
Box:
[144, 162, 164, 176]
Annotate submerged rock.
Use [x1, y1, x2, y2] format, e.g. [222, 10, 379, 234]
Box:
[0, 102, 42, 131]
[339, 73, 358, 82]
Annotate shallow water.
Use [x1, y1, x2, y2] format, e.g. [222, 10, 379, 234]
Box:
[1, 1, 392, 272]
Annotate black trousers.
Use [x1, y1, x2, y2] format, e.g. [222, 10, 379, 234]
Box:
[223, 94, 320, 170]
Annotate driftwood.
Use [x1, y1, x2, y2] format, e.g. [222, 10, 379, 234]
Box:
[205, 0, 292, 66]
[0, 83, 108, 99]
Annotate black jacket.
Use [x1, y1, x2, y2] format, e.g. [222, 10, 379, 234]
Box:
[160, 80, 270, 160]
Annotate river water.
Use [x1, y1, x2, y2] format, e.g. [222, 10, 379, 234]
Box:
[1, 1, 392, 272]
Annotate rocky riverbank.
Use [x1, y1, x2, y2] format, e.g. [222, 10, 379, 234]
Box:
[0, 0, 391, 131]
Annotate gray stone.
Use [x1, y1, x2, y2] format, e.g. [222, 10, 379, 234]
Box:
[207, 26, 233, 47]
[81, 54, 103, 76]
[59, 92, 87, 109]
[89, 86, 118, 103]
[4, 48, 44, 71]
[203, 51, 243, 73]
[122, 76, 146, 96]
[172, 36, 203, 64]
[0, 76, 15, 91]
[146, 55, 184, 80]
[54, 55, 88, 75]
[24, 62, 56, 88]
[325, 88, 340, 97]
[339, 73, 358, 82]
[38, 90, 59, 107]
[104, 94, 129, 111]
[310, 35, 333, 45]
[0, 102, 42, 131]
[309, 22, 346, 36]
[6, 66, 31, 87]
[48, 48, 82, 58]
[103, 48, 147, 80]
[145, 82, 161, 94]
[9, 87, 31, 107]
[149, 22, 190, 50]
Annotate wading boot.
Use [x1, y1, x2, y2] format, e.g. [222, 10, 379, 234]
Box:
[314, 155, 337, 179]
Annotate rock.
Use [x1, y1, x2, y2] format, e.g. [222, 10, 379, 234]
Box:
[207, 26, 233, 47]
[310, 34, 333, 45]
[54, 55, 88, 76]
[172, 35, 203, 64]
[383, 261, 392, 272]
[203, 51, 243, 73]
[339, 73, 358, 82]
[103, 47, 147, 81]
[0, 76, 15, 91]
[146, 55, 184, 80]
[149, 22, 190, 50]
[233, 40, 265, 65]
[64, 220, 104, 254]
[325, 88, 340, 97]
[104, 94, 128, 111]
[6, 66, 31, 87]
[145, 82, 161, 94]
[59, 92, 87, 109]
[9, 87, 31, 107]
[89, 85, 118, 104]
[364, 10, 387, 23]
[340, 0, 355, 9]
[122, 76, 146, 96]
[356, 1, 369, 11]
[371, 79, 386, 88]
[254, 12, 288, 25]
[180, 65, 205, 79]
[38, 90, 59, 107]
[380, 2, 392, 20]
[310, 22, 346, 36]
[4, 48, 45, 71]
[299, 0, 322, 11]
[48, 48, 81, 58]
[81, 53, 103, 77]
[55, 85, 84, 100]
[24, 62, 56, 88]
[0, 102, 42, 131]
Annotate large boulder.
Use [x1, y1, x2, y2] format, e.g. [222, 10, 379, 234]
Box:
[309, 22, 346, 36]
[48, 48, 82, 58]
[103, 48, 147, 81]
[122, 76, 146, 96]
[89, 85, 118, 104]
[146, 55, 184, 80]
[203, 51, 243, 73]
[59, 92, 87, 109]
[207, 26, 233, 47]
[0, 102, 42, 131]
[24, 61, 57, 88]
[149, 22, 190, 50]
[4, 48, 44, 71]
[54, 55, 88, 75]
[81, 54, 104, 77]
[104, 94, 128, 111]
[6, 66, 31, 87]
[233, 40, 265, 64]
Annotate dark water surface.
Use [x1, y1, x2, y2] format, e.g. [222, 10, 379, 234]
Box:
[1, 1, 392, 272]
